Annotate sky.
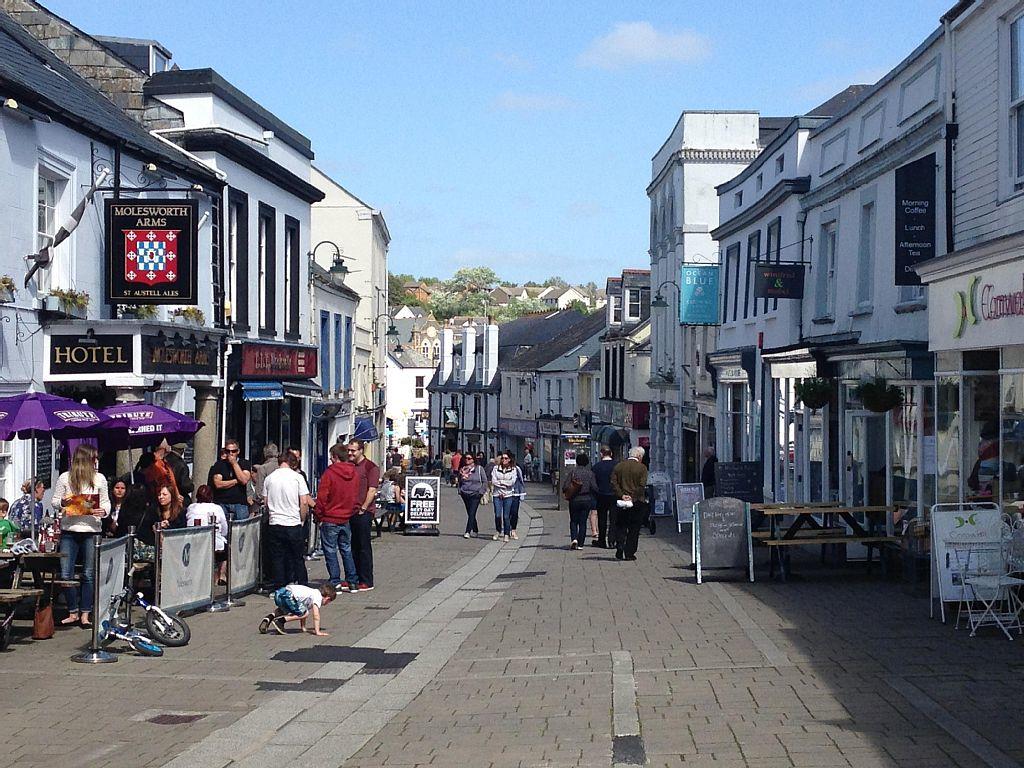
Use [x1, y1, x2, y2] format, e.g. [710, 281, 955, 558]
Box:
[47, 1, 953, 285]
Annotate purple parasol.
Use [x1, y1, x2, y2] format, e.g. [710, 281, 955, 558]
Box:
[100, 403, 204, 448]
[0, 392, 126, 441]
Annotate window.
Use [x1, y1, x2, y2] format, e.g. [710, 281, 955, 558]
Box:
[725, 243, 741, 322]
[334, 314, 342, 394]
[1012, 16, 1024, 182]
[343, 316, 353, 390]
[284, 216, 300, 339]
[764, 218, 781, 313]
[152, 48, 170, 73]
[228, 190, 249, 329]
[856, 200, 876, 308]
[626, 288, 641, 321]
[745, 231, 761, 319]
[415, 375, 425, 399]
[421, 342, 430, 357]
[320, 311, 331, 393]
[36, 166, 70, 293]
[775, 154, 785, 174]
[545, 379, 552, 412]
[756, 173, 763, 192]
[815, 217, 838, 319]
[611, 295, 623, 324]
[556, 379, 563, 414]
[257, 204, 276, 333]
[734, 191, 743, 208]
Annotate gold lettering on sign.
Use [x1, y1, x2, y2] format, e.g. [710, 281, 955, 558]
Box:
[53, 345, 128, 366]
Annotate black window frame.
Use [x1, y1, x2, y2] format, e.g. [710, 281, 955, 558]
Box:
[745, 231, 761, 319]
[284, 215, 301, 340]
[725, 243, 741, 322]
[257, 202, 277, 336]
[228, 188, 249, 331]
[765, 217, 782, 313]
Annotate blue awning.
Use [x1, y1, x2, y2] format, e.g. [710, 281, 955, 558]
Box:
[240, 381, 284, 402]
[353, 416, 379, 442]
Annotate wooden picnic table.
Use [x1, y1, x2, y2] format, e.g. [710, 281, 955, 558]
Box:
[751, 504, 902, 580]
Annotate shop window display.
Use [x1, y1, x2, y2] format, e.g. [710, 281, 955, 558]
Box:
[936, 377, 960, 503]
[1001, 372, 1024, 507]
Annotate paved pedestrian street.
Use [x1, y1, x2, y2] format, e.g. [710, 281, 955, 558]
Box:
[4, 485, 1024, 768]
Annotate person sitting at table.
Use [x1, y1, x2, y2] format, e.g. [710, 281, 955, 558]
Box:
[186, 485, 229, 584]
[104, 479, 128, 537]
[0, 498, 18, 548]
[9, 478, 45, 532]
[116, 480, 158, 563]
[52, 445, 110, 628]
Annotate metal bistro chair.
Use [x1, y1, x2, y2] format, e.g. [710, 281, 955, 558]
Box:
[948, 530, 1024, 640]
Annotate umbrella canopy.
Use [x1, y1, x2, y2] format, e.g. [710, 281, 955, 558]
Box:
[100, 403, 203, 448]
[0, 392, 127, 441]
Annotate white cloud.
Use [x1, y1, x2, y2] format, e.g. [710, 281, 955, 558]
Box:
[493, 91, 578, 112]
[577, 21, 711, 70]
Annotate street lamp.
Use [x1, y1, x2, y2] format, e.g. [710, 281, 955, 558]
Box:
[310, 240, 349, 279]
[373, 312, 402, 353]
[650, 279, 679, 309]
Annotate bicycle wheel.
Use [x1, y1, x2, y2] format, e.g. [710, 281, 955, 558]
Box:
[145, 610, 191, 647]
[129, 635, 163, 657]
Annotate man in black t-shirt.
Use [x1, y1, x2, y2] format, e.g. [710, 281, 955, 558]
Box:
[208, 438, 252, 521]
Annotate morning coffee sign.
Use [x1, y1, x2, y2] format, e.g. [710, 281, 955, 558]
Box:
[105, 199, 199, 304]
[894, 153, 936, 286]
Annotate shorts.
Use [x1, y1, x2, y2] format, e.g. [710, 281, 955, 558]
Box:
[272, 588, 308, 617]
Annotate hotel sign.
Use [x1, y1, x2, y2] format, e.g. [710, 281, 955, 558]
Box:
[50, 333, 133, 375]
[105, 199, 199, 304]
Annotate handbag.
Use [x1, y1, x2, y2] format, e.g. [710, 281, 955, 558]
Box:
[32, 603, 54, 640]
[482, 489, 493, 505]
[563, 476, 583, 502]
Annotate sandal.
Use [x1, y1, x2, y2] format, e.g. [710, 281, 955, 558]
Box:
[60, 614, 79, 626]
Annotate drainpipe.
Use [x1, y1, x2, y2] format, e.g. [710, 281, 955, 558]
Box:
[150, 129, 228, 182]
[796, 210, 808, 343]
[220, 339, 241, 449]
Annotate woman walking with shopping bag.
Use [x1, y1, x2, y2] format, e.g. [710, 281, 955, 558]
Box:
[561, 453, 598, 550]
[457, 454, 487, 539]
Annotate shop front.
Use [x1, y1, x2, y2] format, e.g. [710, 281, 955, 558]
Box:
[920, 240, 1024, 512]
[43, 321, 224, 480]
[227, 341, 319, 465]
[498, 417, 537, 466]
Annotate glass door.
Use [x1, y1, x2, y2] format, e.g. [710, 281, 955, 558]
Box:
[845, 410, 887, 559]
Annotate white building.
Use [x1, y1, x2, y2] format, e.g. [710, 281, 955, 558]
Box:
[385, 347, 433, 449]
[647, 111, 774, 485]
[311, 168, 390, 462]
[428, 324, 500, 458]
[711, 39, 946, 510]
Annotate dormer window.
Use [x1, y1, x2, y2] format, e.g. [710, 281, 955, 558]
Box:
[734, 191, 743, 208]
[775, 154, 785, 174]
[152, 48, 170, 74]
[611, 295, 622, 324]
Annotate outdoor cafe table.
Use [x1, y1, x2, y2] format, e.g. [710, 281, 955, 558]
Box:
[753, 503, 900, 580]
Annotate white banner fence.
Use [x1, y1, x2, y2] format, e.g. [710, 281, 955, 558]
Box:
[228, 515, 262, 597]
[156, 525, 215, 614]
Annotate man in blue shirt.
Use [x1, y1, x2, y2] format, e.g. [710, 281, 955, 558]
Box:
[590, 446, 617, 549]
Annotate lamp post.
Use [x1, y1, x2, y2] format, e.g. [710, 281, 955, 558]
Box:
[650, 279, 679, 310]
[309, 240, 349, 280]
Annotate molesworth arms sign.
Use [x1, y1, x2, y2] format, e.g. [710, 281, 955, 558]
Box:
[105, 199, 199, 305]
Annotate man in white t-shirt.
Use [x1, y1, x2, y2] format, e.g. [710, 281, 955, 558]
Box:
[263, 453, 313, 589]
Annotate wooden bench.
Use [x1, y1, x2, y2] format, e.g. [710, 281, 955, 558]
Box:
[0, 588, 44, 651]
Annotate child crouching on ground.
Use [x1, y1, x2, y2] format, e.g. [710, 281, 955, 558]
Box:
[259, 583, 336, 636]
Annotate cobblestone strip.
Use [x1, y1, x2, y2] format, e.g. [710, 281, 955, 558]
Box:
[161, 504, 543, 768]
[886, 676, 1023, 768]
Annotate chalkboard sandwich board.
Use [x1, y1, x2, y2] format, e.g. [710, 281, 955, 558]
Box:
[674, 483, 704, 532]
[714, 461, 763, 503]
[693, 497, 754, 584]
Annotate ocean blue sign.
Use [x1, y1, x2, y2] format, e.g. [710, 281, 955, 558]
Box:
[679, 265, 720, 325]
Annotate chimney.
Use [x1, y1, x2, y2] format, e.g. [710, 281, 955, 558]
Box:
[439, 328, 454, 383]
[482, 324, 498, 386]
[460, 326, 477, 384]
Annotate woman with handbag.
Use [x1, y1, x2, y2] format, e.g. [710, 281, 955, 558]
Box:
[561, 453, 598, 550]
[457, 454, 487, 539]
[52, 445, 110, 628]
[490, 452, 520, 543]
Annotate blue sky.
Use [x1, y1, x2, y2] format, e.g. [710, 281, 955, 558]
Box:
[49, 1, 952, 284]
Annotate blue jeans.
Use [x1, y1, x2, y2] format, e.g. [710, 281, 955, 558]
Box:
[569, 498, 591, 545]
[320, 522, 357, 585]
[60, 531, 96, 614]
[510, 497, 521, 532]
[222, 503, 250, 521]
[493, 496, 515, 536]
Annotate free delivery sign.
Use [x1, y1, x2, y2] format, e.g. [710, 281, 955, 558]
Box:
[679, 265, 720, 325]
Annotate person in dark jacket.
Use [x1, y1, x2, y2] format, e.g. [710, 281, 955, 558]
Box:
[164, 441, 194, 507]
[457, 453, 488, 538]
[591, 446, 616, 549]
[700, 446, 718, 498]
[561, 454, 599, 550]
[611, 447, 649, 561]
[314, 444, 360, 591]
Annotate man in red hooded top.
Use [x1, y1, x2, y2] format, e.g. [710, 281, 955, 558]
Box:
[313, 443, 360, 591]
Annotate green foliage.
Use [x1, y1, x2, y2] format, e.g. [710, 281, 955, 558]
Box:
[542, 276, 568, 288]
[492, 297, 548, 323]
[445, 267, 498, 293]
[566, 299, 591, 315]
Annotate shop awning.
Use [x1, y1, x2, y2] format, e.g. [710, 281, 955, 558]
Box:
[353, 416, 380, 442]
[591, 425, 628, 446]
[240, 381, 284, 401]
[282, 381, 322, 399]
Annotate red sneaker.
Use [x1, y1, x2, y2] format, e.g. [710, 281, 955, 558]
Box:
[355, 583, 374, 592]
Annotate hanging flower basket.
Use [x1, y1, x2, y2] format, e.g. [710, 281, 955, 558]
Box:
[853, 378, 905, 413]
[794, 378, 832, 410]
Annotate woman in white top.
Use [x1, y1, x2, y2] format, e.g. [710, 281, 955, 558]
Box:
[52, 445, 110, 628]
[185, 484, 229, 585]
[490, 452, 520, 542]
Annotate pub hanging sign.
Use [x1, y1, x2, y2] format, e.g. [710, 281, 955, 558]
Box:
[753, 263, 805, 299]
[104, 199, 199, 305]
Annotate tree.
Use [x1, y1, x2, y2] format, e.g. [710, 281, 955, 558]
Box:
[492, 297, 547, 323]
[445, 267, 499, 294]
[566, 299, 591, 315]
[542, 276, 568, 288]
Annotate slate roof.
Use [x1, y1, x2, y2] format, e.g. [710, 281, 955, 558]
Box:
[808, 85, 873, 118]
[389, 346, 433, 368]
[0, 11, 218, 183]
[503, 311, 605, 372]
